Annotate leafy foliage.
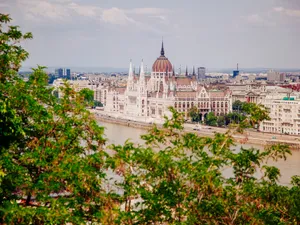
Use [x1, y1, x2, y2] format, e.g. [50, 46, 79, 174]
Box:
[188, 106, 201, 122]
[204, 112, 218, 126]
[0, 14, 112, 224]
[109, 108, 300, 224]
[94, 100, 104, 107]
[79, 88, 94, 105]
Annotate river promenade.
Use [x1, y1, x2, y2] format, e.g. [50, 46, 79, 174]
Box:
[91, 110, 300, 149]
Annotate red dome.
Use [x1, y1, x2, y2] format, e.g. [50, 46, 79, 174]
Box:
[152, 56, 173, 72]
[152, 41, 173, 72]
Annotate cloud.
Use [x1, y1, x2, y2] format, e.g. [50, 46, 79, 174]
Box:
[246, 14, 264, 23]
[17, 0, 70, 22]
[68, 2, 99, 18]
[128, 8, 169, 15]
[273, 7, 300, 17]
[245, 14, 275, 27]
[13, 0, 171, 34]
[101, 8, 136, 25]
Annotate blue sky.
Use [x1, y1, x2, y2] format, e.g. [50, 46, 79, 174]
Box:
[2, 0, 300, 70]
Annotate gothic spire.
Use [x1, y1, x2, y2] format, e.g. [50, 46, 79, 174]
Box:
[172, 65, 175, 77]
[128, 59, 133, 79]
[160, 39, 165, 56]
[192, 66, 196, 76]
[185, 66, 188, 77]
[140, 59, 145, 80]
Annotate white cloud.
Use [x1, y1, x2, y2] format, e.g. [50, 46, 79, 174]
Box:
[245, 14, 275, 27]
[246, 14, 264, 23]
[101, 8, 136, 25]
[14, 0, 170, 34]
[68, 2, 99, 18]
[273, 7, 300, 17]
[128, 8, 169, 15]
[17, 0, 70, 22]
[273, 7, 284, 12]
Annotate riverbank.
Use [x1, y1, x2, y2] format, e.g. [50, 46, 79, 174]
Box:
[92, 110, 300, 149]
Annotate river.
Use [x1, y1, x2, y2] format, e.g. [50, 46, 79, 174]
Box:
[100, 121, 300, 185]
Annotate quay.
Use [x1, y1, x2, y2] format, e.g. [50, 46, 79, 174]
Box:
[92, 110, 300, 149]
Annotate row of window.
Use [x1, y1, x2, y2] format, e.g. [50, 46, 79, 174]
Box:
[174, 101, 228, 108]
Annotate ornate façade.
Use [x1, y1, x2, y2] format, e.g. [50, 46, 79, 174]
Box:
[104, 42, 232, 122]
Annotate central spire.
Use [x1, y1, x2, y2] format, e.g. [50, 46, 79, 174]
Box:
[160, 39, 165, 56]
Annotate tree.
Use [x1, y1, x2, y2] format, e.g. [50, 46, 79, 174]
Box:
[226, 112, 246, 125]
[232, 100, 244, 111]
[230, 101, 270, 130]
[0, 14, 113, 224]
[241, 102, 270, 130]
[217, 115, 226, 127]
[110, 107, 300, 224]
[79, 88, 94, 104]
[94, 100, 103, 107]
[188, 106, 200, 122]
[204, 112, 218, 126]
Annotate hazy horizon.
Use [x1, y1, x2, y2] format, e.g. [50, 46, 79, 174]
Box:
[20, 66, 300, 74]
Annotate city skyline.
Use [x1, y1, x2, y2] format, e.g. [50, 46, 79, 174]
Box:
[2, 0, 300, 69]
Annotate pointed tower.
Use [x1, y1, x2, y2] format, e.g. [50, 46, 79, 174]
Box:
[185, 66, 188, 77]
[127, 60, 134, 91]
[192, 66, 196, 76]
[160, 39, 165, 56]
[139, 59, 147, 116]
[140, 59, 145, 84]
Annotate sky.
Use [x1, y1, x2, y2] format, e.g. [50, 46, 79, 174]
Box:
[1, 0, 300, 71]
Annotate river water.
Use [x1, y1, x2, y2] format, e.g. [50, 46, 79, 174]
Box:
[100, 121, 300, 185]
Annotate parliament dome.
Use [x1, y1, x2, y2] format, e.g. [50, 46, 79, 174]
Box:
[152, 42, 173, 73]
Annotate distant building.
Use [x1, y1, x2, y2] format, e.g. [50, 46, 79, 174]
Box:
[267, 69, 285, 82]
[197, 67, 206, 80]
[66, 69, 71, 79]
[233, 70, 239, 78]
[228, 83, 293, 104]
[55, 68, 71, 79]
[55, 68, 64, 77]
[233, 63, 239, 78]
